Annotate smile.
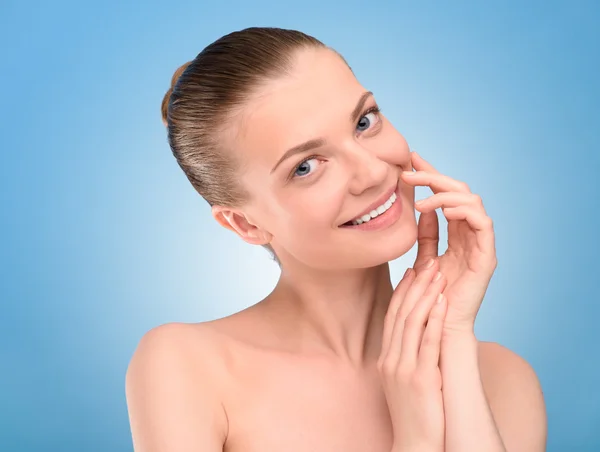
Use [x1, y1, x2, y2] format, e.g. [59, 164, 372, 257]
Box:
[349, 192, 397, 225]
[339, 182, 404, 231]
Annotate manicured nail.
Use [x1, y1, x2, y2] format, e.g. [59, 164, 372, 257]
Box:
[426, 258, 435, 268]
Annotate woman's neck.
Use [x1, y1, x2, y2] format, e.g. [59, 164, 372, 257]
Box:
[261, 262, 394, 368]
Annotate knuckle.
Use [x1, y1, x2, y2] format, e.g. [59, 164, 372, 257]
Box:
[404, 312, 421, 329]
[384, 309, 397, 324]
[417, 236, 437, 246]
[379, 360, 396, 377]
[428, 307, 442, 321]
[427, 306, 444, 323]
[421, 332, 438, 348]
[396, 307, 409, 320]
[489, 256, 498, 271]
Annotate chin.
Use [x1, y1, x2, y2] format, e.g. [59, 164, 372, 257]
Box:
[355, 224, 419, 268]
[301, 220, 419, 271]
[354, 202, 419, 266]
[273, 204, 419, 270]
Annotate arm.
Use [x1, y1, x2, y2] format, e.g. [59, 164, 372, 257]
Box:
[125, 324, 228, 452]
[399, 153, 546, 450]
[440, 333, 547, 452]
[440, 333, 505, 451]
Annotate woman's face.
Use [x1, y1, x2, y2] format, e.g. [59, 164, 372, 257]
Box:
[221, 47, 418, 270]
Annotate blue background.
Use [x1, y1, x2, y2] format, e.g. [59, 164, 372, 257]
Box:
[1, 0, 598, 450]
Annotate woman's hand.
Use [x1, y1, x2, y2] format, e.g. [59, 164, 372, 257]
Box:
[378, 258, 448, 452]
[401, 151, 497, 335]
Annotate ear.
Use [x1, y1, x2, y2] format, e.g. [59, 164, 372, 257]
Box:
[211, 205, 273, 246]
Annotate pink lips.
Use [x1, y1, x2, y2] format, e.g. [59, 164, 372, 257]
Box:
[339, 183, 403, 231]
[340, 182, 398, 226]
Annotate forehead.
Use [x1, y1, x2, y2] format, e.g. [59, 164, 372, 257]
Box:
[234, 48, 364, 169]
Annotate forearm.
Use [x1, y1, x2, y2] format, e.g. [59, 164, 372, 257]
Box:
[440, 332, 505, 452]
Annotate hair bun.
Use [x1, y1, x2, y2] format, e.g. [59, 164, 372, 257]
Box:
[161, 61, 192, 127]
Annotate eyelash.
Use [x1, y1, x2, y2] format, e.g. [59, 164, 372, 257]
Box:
[288, 105, 382, 180]
[359, 106, 382, 126]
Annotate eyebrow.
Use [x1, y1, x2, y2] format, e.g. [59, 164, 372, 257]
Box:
[270, 91, 374, 175]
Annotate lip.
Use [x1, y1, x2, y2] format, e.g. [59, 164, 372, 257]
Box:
[339, 181, 399, 226]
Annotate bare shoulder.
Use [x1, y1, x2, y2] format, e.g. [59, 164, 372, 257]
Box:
[125, 322, 230, 451]
[126, 322, 228, 381]
[477, 341, 548, 452]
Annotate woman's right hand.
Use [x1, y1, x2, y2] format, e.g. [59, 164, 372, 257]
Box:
[377, 258, 448, 452]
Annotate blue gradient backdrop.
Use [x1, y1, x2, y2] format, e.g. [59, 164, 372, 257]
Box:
[1, 1, 599, 450]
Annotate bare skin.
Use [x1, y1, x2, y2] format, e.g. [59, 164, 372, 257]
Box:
[126, 47, 546, 451]
[126, 300, 543, 452]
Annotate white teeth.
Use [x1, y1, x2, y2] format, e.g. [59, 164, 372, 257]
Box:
[350, 192, 397, 226]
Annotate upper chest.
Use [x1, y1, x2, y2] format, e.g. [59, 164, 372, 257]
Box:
[220, 348, 394, 452]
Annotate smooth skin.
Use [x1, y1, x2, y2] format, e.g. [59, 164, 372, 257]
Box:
[378, 259, 449, 452]
[126, 47, 547, 451]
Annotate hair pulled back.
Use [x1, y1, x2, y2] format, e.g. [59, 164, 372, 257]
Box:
[161, 27, 326, 263]
[161, 27, 325, 206]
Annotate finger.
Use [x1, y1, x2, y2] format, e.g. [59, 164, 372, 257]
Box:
[399, 271, 447, 369]
[413, 210, 439, 273]
[380, 268, 416, 360]
[415, 192, 485, 214]
[442, 205, 495, 255]
[401, 170, 471, 195]
[417, 293, 448, 371]
[410, 151, 440, 174]
[383, 259, 439, 366]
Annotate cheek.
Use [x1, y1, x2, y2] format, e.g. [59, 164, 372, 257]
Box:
[287, 194, 340, 230]
[274, 190, 343, 246]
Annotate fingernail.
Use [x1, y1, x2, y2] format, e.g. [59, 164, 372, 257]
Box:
[436, 293, 444, 304]
[403, 268, 412, 278]
[426, 258, 435, 268]
[415, 199, 425, 205]
[433, 271, 442, 281]
[403, 171, 415, 176]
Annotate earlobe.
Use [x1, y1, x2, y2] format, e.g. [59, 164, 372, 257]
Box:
[211, 206, 272, 246]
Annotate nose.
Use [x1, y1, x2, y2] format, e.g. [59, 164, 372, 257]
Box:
[341, 140, 390, 196]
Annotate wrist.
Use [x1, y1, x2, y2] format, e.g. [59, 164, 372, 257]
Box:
[440, 330, 478, 368]
[442, 324, 476, 344]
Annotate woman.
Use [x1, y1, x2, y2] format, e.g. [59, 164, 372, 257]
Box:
[126, 27, 547, 451]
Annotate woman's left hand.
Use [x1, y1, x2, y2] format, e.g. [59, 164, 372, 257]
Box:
[401, 151, 498, 335]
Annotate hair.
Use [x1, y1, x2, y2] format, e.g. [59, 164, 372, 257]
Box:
[161, 27, 330, 266]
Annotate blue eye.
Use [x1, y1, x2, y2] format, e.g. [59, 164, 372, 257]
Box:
[293, 157, 318, 178]
[356, 111, 379, 132]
